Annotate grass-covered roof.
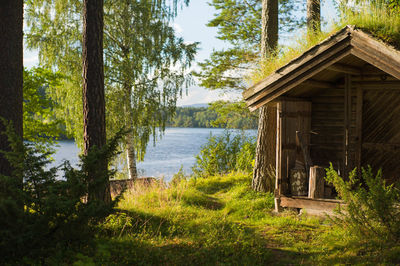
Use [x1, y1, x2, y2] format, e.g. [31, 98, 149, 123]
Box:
[244, 2, 400, 111]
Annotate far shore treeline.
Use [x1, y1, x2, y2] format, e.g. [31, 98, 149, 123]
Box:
[55, 104, 258, 142]
[167, 103, 258, 129]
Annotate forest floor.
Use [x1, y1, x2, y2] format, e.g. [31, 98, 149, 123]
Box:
[72, 173, 400, 265]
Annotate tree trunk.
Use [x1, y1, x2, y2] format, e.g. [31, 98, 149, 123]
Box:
[260, 0, 278, 57]
[0, 1, 23, 175]
[252, 0, 278, 192]
[126, 132, 138, 180]
[307, 0, 321, 34]
[82, 0, 110, 204]
[252, 106, 276, 192]
[0, 1, 23, 209]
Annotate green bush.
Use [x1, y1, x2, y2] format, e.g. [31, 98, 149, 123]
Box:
[325, 165, 400, 244]
[192, 130, 256, 177]
[0, 122, 122, 263]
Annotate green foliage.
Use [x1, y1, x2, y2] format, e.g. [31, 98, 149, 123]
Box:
[325, 165, 400, 244]
[167, 102, 258, 129]
[167, 106, 218, 128]
[23, 67, 66, 148]
[25, 0, 197, 162]
[339, 0, 400, 48]
[0, 121, 122, 263]
[252, 0, 400, 83]
[13, 167, 399, 264]
[93, 172, 277, 265]
[195, 0, 305, 91]
[251, 29, 339, 83]
[192, 130, 256, 177]
[209, 100, 258, 129]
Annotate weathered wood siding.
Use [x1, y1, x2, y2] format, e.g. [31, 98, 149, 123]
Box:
[362, 90, 400, 182]
[309, 88, 357, 175]
[276, 99, 311, 196]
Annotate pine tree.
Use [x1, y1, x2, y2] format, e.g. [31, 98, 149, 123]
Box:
[252, 0, 279, 193]
[0, 1, 23, 177]
[82, 0, 110, 203]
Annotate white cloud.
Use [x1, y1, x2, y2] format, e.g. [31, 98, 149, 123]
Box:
[177, 85, 242, 106]
[23, 47, 39, 68]
[173, 23, 183, 34]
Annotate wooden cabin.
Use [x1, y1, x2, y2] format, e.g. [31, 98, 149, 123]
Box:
[243, 25, 400, 214]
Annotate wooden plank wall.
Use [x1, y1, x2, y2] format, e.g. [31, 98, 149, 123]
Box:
[276, 99, 311, 196]
[362, 90, 400, 183]
[310, 88, 357, 176]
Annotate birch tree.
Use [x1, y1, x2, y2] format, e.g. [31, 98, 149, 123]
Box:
[25, 0, 196, 179]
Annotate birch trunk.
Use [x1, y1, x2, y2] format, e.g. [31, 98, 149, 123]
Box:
[126, 132, 138, 180]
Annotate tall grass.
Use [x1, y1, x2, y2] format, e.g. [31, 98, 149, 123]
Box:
[251, 0, 400, 84]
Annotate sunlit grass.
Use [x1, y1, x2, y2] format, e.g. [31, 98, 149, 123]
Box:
[66, 171, 400, 264]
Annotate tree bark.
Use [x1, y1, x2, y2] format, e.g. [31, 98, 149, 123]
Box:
[126, 132, 138, 180]
[307, 0, 321, 34]
[252, 0, 278, 192]
[82, 0, 110, 204]
[252, 106, 276, 192]
[0, 1, 23, 177]
[260, 0, 278, 57]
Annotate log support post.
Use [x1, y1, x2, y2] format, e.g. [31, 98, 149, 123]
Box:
[308, 166, 325, 199]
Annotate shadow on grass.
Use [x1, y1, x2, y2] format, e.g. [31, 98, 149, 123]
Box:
[101, 209, 178, 238]
[182, 194, 224, 210]
[88, 237, 304, 265]
[194, 179, 236, 195]
[95, 208, 310, 265]
[313, 241, 400, 265]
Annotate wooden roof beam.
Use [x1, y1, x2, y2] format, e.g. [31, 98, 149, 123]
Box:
[304, 79, 337, 89]
[356, 80, 400, 89]
[327, 63, 362, 75]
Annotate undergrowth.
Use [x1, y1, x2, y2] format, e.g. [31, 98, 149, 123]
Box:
[68, 171, 400, 265]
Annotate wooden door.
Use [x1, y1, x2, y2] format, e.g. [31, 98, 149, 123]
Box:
[276, 99, 312, 196]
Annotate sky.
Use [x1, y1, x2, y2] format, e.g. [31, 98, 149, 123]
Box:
[23, 0, 338, 106]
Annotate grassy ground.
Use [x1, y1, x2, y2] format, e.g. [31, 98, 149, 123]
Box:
[70, 172, 399, 265]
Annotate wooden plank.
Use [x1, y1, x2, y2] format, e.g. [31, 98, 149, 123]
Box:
[351, 30, 400, 80]
[344, 74, 352, 177]
[308, 166, 325, 199]
[354, 81, 400, 88]
[296, 132, 313, 172]
[243, 26, 353, 100]
[275, 102, 283, 212]
[280, 196, 344, 211]
[304, 79, 337, 89]
[355, 86, 363, 172]
[351, 46, 400, 81]
[327, 63, 362, 75]
[362, 142, 400, 152]
[247, 45, 352, 111]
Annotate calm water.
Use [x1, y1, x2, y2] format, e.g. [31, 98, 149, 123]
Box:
[53, 128, 257, 181]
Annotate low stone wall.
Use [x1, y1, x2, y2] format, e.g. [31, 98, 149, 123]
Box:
[109, 177, 156, 197]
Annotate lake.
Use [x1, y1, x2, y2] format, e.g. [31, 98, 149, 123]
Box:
[53, 127, 257, 181]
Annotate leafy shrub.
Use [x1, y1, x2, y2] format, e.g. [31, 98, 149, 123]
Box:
[192, 130, 256, 178]
[325, 165, 400, 244]
[0, 122, 123, 263]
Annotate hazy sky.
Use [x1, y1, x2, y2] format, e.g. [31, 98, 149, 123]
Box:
[23, 0, 338, 106]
